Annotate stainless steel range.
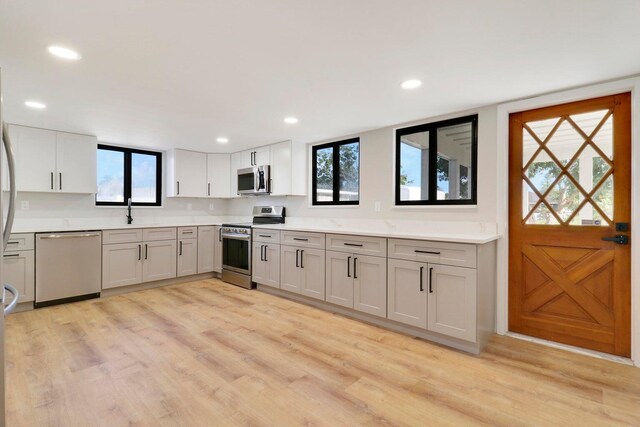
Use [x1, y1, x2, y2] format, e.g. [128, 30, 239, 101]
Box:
[221, 206, 285, 289]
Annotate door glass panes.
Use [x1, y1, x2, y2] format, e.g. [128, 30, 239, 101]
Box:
[97, 148, 125, 202]
[436, 123, 472, 200]
[399, 131, 428, 201]
[339, 142, 359, 202]
[526, 117, 561, 142]
[315, 146, 333, 202]
[523, 128, 539, 167]
[522, 108, 614, 226]
[131, 153, 157, 203]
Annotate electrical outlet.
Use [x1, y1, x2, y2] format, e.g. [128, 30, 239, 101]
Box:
[209, 203, 214, 211]
[374, 201, 381, 212]
[21, 200, 29, 210]
[187, 203, 192, 211]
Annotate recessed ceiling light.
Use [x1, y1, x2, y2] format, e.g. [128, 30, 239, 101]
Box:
[216, 137, 229, 143]
[284, 117, 299, 124]
[47, 45, 81, 60]
[25, 100, 47, 109]
[401, 79, 422, 89]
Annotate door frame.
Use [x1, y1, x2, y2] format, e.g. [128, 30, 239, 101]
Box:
[496, 76, 640, 366]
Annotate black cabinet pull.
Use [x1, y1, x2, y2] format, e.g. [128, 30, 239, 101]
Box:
[3, 253, 19, 258]
[429, 267, 434, 293]
[145, 244, 148, 260]
[419, 266, 424, 292]
[260, 245, 264, 261]
[59, 172, 62, 190]
[344, 243, 363, 247]
[300, 250, 304, 268]
[293, 238, 308, 242]
[264, 245, 268, 262]
[296, 249, 299, 267]
[208, 183, 211, 196]
[138, 244, 141, 261]
[179, 241, 183, 256]
[415, 249, 440, 255]
[347, 256, 351, 277]
[177, 181, 180, 195]
[218, 228, 222, 242]
[50, 172, 54, 190]
[353, 257, 358, 279]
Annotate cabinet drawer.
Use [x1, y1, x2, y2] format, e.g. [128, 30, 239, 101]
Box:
[102, 228, 143, 245]
[326, 234, 386, 257]
[281, 230, 325, 249]
[388, 239, 476, 268]
[253, 229, 281, 244]
[143, 227, 177, 242]
[6, 233, 34, 251]
[178, 226, 198, 239]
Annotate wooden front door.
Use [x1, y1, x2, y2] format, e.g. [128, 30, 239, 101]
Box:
[509, 93, 631, 356]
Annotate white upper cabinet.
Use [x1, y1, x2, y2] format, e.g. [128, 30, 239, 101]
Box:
[230, 152, 242, 198]
[270, 140, 307, 196]
[207, 153, 231, 198]
[9, 125, 97, 193]
[239, 146, 270, 169]
[166, 149, 208, 197]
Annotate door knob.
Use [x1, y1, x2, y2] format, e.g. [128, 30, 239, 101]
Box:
[601, 235, 629, 245]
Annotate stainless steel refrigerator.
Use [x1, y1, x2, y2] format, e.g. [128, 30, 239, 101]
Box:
[0, 68, 19, 427]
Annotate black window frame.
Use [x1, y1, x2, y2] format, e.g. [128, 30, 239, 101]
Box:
[395, 114, 478, 206]
[96, 144, 163, 207]
[311, 137, 360, 206]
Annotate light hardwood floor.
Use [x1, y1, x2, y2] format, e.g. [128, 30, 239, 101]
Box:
[5, 279, 640, 426]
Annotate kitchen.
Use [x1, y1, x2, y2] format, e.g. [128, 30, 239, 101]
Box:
[1, 1, 640, 426]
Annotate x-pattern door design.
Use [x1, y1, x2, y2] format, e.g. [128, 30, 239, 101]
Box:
[509, 93, 631, 356]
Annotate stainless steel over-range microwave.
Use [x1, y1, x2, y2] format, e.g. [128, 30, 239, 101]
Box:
[237, 165, 270, 195]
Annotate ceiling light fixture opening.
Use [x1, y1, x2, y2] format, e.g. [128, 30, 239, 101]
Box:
[284, 117, 299, 124]
[216, 137, 229, 143]
[401, 79, 422, 89]
[47, 45, 81, 60]
[25, 100, 47, 109]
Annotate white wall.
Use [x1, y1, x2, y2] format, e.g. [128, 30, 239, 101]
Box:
[228, 105, 498, 225]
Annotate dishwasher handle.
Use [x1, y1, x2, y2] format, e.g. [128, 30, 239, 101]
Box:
[38, 232, 101, 239]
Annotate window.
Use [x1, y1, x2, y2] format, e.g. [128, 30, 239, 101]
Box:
[96, 144, 162, 206]
[312, 138, 360, 205]
[395, 115, 477, 205]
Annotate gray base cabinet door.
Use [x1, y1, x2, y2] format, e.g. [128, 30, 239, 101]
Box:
[197, 226, 215, 273]
[102, 242, 143, 289]
[353, 254, 387, 317]
[213, 226, 223, 273]
[387, 258, 427, 328]
[143, 240, 177, 282]
[299, 248, 325, 300]
[427, 265, 477, 342]
[325, 250, 353, 308]
[3, 251, 35, 302]
[177, 238, 198, 277]
[280, 246, 301, 293]
[253, 243, 280, 288]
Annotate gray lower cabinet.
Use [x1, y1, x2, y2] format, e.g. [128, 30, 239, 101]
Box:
[3, 250, 35, 303]
[102, 242, 143, 289]
[143, 240, 177, 282]
[213, 225, 223, 273]
[197, 226, 215, 273]
[177, 238, 198, 277]
[252, 242, 280, 288]
[325, 251, 387, 317]
[280, 245, 325, 300]
[387, 258, 477, 341]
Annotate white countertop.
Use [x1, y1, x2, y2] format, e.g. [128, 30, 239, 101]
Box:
[11, 217, 501, 244]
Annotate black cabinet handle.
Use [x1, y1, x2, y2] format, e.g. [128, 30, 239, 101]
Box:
[429, 267, 434, 293]
[264, 245, 268, 262]
[300, 250, 304, 268]
[208, 183, 211, 196]
[138, 244, 141, 261]
[415, 250, 440, 255]
[293, 238, 308, 242]
[259, 234, 271, 238]
[145, 244, 148, 260]
[59, 172, 62, 190]
[347, 256, 351, 277]
[3, 253, 19, 258]
[50, 172, 54, 190]
[419, 266, 424, 292]
[344, 243, 363, 247]
[179, 241, 183, 256]
[353, 257, 358, 279]
[219, 228, 222, 242]
[260, 245, 264, 261]
[296, 249, 299, 267]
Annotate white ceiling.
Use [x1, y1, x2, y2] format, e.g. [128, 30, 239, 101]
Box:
[1, 0, 639, 153]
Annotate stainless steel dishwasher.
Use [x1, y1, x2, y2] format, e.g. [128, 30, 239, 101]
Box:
[35, 231, 102, 308]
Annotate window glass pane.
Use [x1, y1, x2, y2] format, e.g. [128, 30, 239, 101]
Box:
[97, 149, 124, 202]
[339, 142, 359, 201]
[399, 131, 429, 201]
[131, 153, 157, 203]
[436, 123, 473, 200]
[315, 146, 333, 202]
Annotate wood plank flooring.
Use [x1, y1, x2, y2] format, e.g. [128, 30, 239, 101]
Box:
[5, 279, 640, 426]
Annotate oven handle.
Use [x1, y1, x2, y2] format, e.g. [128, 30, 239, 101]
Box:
[221, 232, 251, 241]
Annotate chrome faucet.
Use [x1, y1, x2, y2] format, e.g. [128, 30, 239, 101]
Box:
[126, 198, 133, 224]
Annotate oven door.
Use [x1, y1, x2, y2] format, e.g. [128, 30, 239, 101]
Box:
[222, 232, 251, 275]
[237, 167, 256, 195]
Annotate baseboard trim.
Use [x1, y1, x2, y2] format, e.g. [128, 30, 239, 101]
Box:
[100, 272, 218, 298]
